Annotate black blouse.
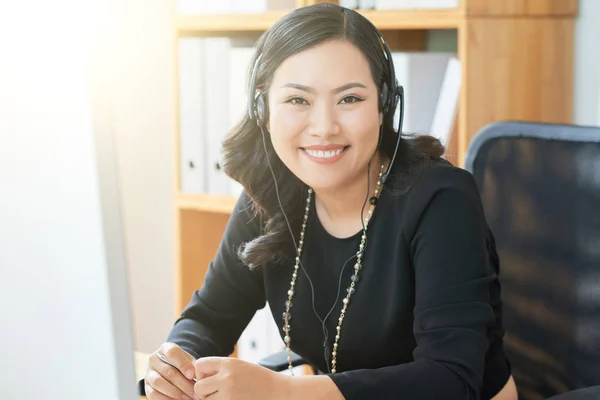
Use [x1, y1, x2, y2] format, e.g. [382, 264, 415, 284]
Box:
[166, 162, 511, 399]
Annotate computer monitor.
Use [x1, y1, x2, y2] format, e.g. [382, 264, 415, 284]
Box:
[0, 2, 138, 399]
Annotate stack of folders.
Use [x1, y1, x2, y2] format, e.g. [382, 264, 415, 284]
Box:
[178, 37, 254, 198]
[177, 0, 296, 14]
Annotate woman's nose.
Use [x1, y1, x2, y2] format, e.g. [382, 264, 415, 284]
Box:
[307, 101, 341, 138]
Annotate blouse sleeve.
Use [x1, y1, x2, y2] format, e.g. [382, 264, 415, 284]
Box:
[165, 192, 265, 359]
[328, 167, 497, 400]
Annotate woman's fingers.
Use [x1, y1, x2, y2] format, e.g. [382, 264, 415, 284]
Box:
[193, 374, 220, 398]
[161, 342, 196, 380]
[144, 381, 177, 400]
[146, 369, 193, 400]
[150, 355, 197, 399]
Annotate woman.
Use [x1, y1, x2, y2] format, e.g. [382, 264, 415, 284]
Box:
[144, 3, 518, 400]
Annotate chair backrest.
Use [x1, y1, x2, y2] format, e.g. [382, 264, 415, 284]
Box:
[464, 121, 600, 400]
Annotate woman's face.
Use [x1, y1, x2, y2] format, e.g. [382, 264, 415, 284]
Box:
[267, 39, 382, 192]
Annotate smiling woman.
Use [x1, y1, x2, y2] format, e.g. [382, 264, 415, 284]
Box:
[142, 3, 518, 400]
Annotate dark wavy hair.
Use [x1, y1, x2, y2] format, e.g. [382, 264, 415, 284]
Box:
[221, 3, 445, 270]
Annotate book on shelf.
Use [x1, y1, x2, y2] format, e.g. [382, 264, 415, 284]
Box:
[430, 57, 461, 150]
[391, 52, 455, 135]
[205, 38, 233, 197]
[375, 0, 459, 10]
[178, 38, 206, 194]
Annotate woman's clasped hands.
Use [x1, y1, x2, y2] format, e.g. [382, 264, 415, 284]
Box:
[145, 342, 290, 400]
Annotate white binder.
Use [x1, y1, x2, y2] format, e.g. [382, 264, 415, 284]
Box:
[204, 38, 233, 196]
[391, 52, 454, 135]
[178, 38, 206, 193]
[430, 57, 461, 149]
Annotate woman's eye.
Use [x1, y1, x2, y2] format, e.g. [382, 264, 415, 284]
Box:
[287, 97, 308, 105]
[339, 95, 364, 105]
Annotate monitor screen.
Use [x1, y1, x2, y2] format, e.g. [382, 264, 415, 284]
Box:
[0, 1, 138, 399]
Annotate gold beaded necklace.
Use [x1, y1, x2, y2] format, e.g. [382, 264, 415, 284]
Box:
[282, 162, 386, 374]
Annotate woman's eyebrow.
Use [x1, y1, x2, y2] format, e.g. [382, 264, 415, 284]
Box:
[281, 82, 368, 94]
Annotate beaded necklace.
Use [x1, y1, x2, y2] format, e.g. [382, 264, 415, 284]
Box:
[282, 162, 386, 374]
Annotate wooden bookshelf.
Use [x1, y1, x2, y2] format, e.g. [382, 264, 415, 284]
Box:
[171, 0, 578, 335]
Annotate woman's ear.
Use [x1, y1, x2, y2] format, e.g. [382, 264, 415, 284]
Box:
[379, 112, 383, 126]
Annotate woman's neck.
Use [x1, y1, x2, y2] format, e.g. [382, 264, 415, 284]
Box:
[313, 155, 386, 238]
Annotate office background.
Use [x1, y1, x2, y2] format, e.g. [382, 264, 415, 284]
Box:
[94, 0, 600, 354]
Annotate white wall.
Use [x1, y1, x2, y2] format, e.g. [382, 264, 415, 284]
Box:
[574, 0, 600, 126]
[108, 2, 177, 354]
[0, 1, 137, 399]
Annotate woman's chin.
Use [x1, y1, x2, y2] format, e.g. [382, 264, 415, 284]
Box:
[298, 174, 345, 193]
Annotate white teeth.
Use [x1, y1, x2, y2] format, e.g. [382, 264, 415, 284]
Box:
[305, 148, 344, 159]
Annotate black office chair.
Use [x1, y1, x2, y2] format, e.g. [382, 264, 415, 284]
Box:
[464, 121, 600, 400]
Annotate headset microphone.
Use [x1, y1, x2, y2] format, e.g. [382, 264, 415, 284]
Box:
[381, 85, 404, 184]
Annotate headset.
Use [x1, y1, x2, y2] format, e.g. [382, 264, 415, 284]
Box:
[246, 10, 405, 372]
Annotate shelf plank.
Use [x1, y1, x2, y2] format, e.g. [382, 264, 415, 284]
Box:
[174, 9, 462, 35]
[174, 11, 287, 35]
[176, 193, 237, 214]
[465, 0, 578, 17]
[358, 9, 462, 30]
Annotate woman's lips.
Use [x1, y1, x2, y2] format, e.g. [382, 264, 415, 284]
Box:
[300, 145, 349, 164]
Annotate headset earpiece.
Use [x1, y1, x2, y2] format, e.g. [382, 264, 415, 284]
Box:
[253, 91, 267, 128]
[380, 82, 389, 113]
[248, 53, 266, 128]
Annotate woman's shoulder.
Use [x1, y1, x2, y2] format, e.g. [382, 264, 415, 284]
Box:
[387, 159, 485, 233]
[391, 159, 481, 205]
